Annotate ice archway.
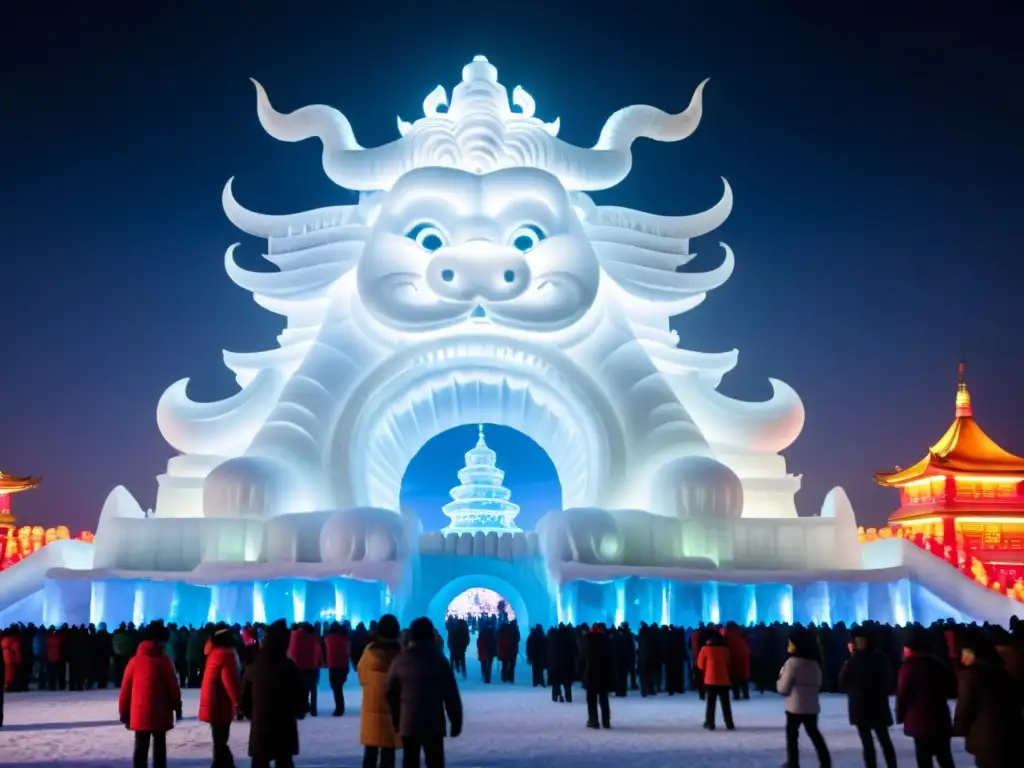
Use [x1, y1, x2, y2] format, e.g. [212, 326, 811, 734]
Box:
[426, 574, 530, 632]
[328, 337, 629, 514]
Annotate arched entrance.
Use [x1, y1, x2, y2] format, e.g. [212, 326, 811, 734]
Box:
[446, 587, 517, 622]
[426, 573, 530, 632]
[328, 334, 628, 513]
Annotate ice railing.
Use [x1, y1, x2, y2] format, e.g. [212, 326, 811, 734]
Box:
[419, 530, 540, 560]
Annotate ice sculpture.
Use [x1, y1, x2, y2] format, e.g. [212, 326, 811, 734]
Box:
[4, 56, 1023, 631]
[153, 54, 805, 534]
[442, 425, 522, 534]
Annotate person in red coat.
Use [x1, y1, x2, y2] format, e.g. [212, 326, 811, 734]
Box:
[721, 623, 751, 700]
[697, 633, 734, 730]
[477, 626, 496, 684]
[288, 623, 322, 717]
[1, 630, 21, 693]
[118, 625, 182, 768]
[45, 627, 66, 691]
[199, 627, 241, 768]
[324, 622, 351, 717]
[497, 623, 520, 683]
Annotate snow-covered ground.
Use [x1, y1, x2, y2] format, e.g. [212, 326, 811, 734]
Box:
[0, 678, 969, 767]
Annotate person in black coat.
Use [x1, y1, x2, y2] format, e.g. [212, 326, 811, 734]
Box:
[637, 623, 660, 697]
[582, 623, 615, 729]
[838, 627, 897, 768]
[614, 624, 637, 695]
[240, 620, 307, 768]
[953, 632, 1022, 768]
[555, 625, 578, 703]
[386, 617, 462, 768]
[90, 624, 113, 689]
[545, 628, 565, 702]
[896, 629, 955, 768]
[665, 626, 686, 696]
[526, 625, 547, 687]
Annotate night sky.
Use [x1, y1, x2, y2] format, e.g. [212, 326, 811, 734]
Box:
[2, 2, 1022, 533]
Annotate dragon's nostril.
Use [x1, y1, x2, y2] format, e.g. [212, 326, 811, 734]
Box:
[441, 269, 455, 283]
[503, 270, 515, 284]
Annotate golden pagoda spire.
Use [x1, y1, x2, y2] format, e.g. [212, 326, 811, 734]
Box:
[955, 360, 973, 418]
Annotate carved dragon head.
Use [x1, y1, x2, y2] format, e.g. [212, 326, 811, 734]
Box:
[223, 56, 734, 340]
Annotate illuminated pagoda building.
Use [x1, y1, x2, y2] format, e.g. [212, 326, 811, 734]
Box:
[0, 470, 43, 569]
[875, 363, 1024, 587]
[442, 425, 522, 535]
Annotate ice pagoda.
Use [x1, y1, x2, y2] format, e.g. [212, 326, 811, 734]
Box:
[442, 425, 522, 535]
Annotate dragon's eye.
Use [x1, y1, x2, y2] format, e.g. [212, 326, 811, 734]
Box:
[407, 223, 446, 252]
[510, 224, 546, 253]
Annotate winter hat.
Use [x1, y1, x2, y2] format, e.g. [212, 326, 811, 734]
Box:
[377, 614, 400, 640]
[211, 627, 234, 647]
[409, 617, 435, 644]
[903, 628, 929, 653]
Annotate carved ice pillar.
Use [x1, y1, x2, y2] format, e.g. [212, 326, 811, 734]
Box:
[44, 579, 90, 627]
[138, 581, 176, 624]
[332, 579, 353, 622]
[168, 583, 212, 627]
[701, 581, 720, 625]
[868, 581, 895, 624]
[209, 583, 255, 625]
[660, 581, 673, 626]
[793, 582, 831, 626]
[717, 583, 757, 626]
[555, 582, 578, 625]
[614, 578, 627, 627]
[133, 582, 146, 626]
[253, 582, 268, 624]
[672, 581, 704, 629]
[292, 579, 308, 624]
[755, 583, 793, 624]
[889, 579, 913, 626]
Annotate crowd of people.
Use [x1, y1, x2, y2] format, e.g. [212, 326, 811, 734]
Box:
[1, 615, 1023, 768]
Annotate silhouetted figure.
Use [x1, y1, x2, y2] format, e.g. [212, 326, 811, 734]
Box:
[387, 617, 463, 768]
[582, 623, 615, 729]
[838, 627, 897, 768]
[722, 622, 751, 700]
[613, 624, 636, 695]
[555, 625, 578, 703]
[896, 628, 955, 768]
[91, 624, 113, 689]
[325, 622, 351, 717]
[526, 624, 547, 687]
[446, 618, 469, 679]
[241, 620, 307, 768]
[954, 632, 1022, 768]
[476, 625, 496, 684]
[498, 622, 520, 683]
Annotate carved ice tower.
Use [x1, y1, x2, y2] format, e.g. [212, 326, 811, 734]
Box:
[442, 425, 522, 535]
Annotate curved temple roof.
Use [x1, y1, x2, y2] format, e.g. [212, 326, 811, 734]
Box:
[0, 471, 42, 495]
[875, 364, 1024, 487]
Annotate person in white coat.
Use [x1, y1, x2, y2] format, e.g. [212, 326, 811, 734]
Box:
[777, 629, 832, 768]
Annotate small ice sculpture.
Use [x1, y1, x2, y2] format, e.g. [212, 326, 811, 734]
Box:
[442, 425, 521, 535]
